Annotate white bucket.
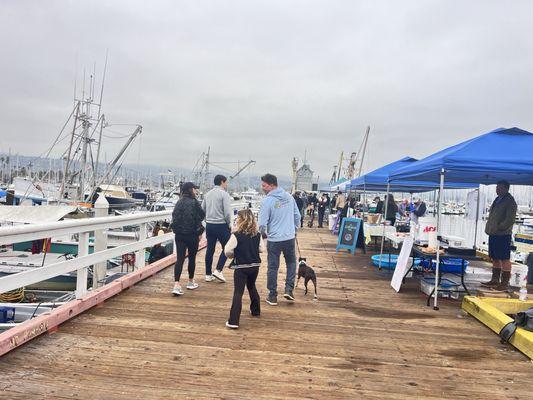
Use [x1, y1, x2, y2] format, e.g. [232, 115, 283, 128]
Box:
[428, 230, 438, 249]
[417, 217, 437, 243]
[511, 264, 529, 288]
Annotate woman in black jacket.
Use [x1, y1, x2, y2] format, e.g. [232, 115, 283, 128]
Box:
[171, 182, 205, 295]
[385, 194, 399, 226]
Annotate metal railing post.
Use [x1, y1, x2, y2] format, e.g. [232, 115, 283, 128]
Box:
[76, 232, 90, 299]
[135, 223, 147, 269]
[93, 195, 109, 288]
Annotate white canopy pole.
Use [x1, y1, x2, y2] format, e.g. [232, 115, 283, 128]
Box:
[473, 185, 481, 250]
[378, 181, 391, 270]
[433, 169, 445, 310]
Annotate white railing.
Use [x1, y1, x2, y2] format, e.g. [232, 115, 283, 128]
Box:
[0, 210, 173, 298]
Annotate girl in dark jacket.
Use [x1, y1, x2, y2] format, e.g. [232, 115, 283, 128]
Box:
[224, 209, 265, 329]
[171, 182, 205, 295]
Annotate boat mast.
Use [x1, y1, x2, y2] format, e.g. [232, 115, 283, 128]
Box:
[60, 102, 80, 199]
[337, 151, 344, 181]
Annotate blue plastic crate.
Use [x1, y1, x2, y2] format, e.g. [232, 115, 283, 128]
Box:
[420, 258, 469, 274]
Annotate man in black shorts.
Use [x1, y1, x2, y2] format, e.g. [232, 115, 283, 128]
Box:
[482, 180, 517, 290]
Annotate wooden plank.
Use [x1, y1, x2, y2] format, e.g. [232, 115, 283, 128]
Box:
[2, 227, 532, 399]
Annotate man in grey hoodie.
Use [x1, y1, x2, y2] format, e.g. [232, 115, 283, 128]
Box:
[258, 173, 301, 305]
[202, 174, 233, 283]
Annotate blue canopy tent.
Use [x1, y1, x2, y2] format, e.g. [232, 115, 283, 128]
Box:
[389, 127, 533, 185]
[350, 156, 477, 193]
[352, 157, 477, 274]
[388, 127, 533, 309]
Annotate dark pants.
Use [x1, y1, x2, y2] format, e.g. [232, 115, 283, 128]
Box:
[299, 208, 304, 228]
[228, 267, 260, 325]
[174, 234, 199, 281]
[318, 208, 325, 227]
[205, 223, 231, 275]
[267, 239, 296, 297]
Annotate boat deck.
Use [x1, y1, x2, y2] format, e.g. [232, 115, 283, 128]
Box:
[1, 227, 532, 399]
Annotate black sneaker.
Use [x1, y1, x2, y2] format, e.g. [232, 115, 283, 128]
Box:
[283, 290, 295, 301]
[266, 295, 278, 306]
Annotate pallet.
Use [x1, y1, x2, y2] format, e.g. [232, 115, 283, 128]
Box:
[462, 296, 533, 360]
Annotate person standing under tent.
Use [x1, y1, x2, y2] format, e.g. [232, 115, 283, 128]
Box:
[385, 194, 399, 226]
[258, 173, 301, 305]
[171, 182, 205, 296]
[331, 193, 338, 213]
[374, 196, 384, 214]
[202, 174, 232, 283]
[482, 180, 517, 291]
[399, 198, 410, 218]
[411, 197, 427, 225]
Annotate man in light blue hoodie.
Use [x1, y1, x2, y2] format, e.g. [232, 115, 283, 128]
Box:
[258, 173, 301, 305]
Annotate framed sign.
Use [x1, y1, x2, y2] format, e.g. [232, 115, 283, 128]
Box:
[336, 217, 362, 255]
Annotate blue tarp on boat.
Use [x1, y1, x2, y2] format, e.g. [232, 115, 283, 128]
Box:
[390, 127, 533, 185]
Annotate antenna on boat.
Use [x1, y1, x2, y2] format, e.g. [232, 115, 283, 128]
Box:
[97, 49, 108, 121]
[73, 54, 78, 105]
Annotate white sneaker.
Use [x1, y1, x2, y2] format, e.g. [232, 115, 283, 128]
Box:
[226, 321, 239, 329]
[212, 270, 226, 283]
[205, 275, 215, 282]
[186, 281, 199, 290]
[172, 286, 183, 296]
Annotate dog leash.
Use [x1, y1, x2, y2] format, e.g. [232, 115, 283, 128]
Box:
[295, 236, 302, 259]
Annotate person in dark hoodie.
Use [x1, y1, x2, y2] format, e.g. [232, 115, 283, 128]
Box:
[385, 194, 399, 225]
[170, 182, 205, 296]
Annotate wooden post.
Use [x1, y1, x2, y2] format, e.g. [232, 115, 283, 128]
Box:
[135, 222, 147, 269]
[75, 232, 90, 298]
[93, 194, 109, 288]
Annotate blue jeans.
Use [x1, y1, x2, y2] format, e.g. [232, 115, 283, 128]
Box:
[205, 223, 231, 275]
[267, 239, 296, 296]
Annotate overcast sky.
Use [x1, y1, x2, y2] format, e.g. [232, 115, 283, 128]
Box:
[1, 1, 532, 182]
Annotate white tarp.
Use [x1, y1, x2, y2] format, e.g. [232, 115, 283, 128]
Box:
[0, 205, 77, 224]
[13, 177, 60, 201]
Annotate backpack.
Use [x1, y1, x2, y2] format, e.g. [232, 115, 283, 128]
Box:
[499, 306, 533, 343]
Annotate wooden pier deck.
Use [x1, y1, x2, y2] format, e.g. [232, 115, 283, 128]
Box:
[1, 227, 532, 399]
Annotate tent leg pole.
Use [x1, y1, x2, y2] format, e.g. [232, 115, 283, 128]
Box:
[378, 182, 390, 270]
[434, 170, 445, 310]
[473, 186, 480, 250]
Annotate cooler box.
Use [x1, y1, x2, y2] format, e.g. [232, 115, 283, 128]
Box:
[416, 217, 437, 243]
